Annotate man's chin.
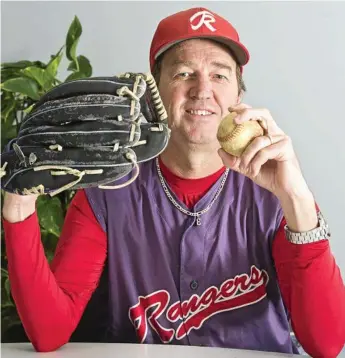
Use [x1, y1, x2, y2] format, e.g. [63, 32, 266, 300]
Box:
[183, 134, 219, 147]
[169, 126, 219, 145]
[187, 130, 218, 144]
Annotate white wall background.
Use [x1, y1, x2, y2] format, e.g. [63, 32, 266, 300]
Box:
[2, 1, 345, 277]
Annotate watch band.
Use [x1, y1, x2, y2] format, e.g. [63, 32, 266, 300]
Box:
[284, 211, 331, 244]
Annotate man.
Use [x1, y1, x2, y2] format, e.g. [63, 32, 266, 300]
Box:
[2, 6, 345, 357]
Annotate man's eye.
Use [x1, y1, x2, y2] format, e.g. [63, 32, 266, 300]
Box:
[176, 72, 191, 78]
[214, 74, 228, 80]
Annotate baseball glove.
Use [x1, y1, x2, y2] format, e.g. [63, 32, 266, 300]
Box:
[0, 72, 170, 196]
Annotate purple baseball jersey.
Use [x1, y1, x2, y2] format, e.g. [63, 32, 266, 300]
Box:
[84, 158, 299, 354]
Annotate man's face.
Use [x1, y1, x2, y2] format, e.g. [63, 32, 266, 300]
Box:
[158, 39, 241, 148]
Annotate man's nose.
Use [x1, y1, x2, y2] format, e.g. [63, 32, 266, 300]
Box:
[189, 75, 213, 100]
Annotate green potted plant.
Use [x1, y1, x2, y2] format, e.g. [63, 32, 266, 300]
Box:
[1, 15, 93, 342]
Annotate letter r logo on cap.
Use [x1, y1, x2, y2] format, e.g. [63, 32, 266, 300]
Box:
[190, 10, 216, 32]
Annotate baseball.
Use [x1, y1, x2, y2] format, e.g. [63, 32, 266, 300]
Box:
[217, 112, 265, 157]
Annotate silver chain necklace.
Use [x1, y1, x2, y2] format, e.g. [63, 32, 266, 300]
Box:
[155, 157, 229, 226]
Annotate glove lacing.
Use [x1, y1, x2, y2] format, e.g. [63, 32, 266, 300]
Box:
[97, 72, 167, 190]
[0, 162, 8, 179]
[1, 73, 167, 196]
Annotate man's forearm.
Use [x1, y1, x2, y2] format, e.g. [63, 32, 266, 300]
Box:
[273, 183, 345, 357]
[272, 221, 345, 358]
[277, 188, 318, 233]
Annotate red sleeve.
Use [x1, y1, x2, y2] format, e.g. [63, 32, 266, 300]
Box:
[272, 215, 345, 358]
[3, 190, 107, 352]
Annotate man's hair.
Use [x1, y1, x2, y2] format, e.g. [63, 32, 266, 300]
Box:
[151, 45, 247, 95]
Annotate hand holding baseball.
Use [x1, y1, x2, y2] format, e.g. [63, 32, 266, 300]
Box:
[217, 103, 310, 199]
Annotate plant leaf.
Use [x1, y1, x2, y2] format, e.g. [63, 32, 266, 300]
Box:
[66, 55, 92, 81]
[1, 60, 35, 69]
[32, 61, 47, 69]
[1, 93, 16, 123]
[23, 103, 35, 114]
[67, 60, 78, 72]
[66, 16, 82, 62]
[1, 77, 40, 100]
[1, 68, 23, 83]
[1, 60, 46, 70]
[1, 122, 17, 151]
[21, 67, 55, 90]
[4, 278, 11, 300]
[45, 251, 55, 263]
[1, 268, 9, 277]
[65, 71, 88, 82]
[77, 55, 92, 77]
[1, 303, 15, 309]
[36, 196, 64, 237]
[41, 230, 59, 252]
[0, 107, 17, 145]
[1, 306, 21, 333]
[46, 46, 64, 78]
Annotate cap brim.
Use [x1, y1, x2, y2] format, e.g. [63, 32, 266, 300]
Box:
[155, 35, 249, 66]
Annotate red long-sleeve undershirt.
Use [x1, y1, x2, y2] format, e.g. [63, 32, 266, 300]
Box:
[3, 160, 345, 357]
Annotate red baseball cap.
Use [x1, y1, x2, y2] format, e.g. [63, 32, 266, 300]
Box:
[149, 7, 250, 71]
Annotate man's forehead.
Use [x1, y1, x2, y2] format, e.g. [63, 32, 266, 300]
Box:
[163, 41, 236, 69]
[165, 39, 236, 64]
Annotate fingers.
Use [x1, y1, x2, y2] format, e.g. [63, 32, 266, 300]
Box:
[239, 134, 286, 171]
[229, 104, 284, 136]
[249, 137, 291, 177]
[218, 134, 291, 177]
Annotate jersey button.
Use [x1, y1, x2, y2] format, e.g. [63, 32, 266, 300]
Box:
[190, 280, 199, 290]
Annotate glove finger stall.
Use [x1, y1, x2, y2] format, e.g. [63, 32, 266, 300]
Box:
[1, 147, 137, 195]
[20, 94, 140, 132]
[16, 121, 141, 148]
[33, 76, 147, 105]
[32, 74, 167, 123]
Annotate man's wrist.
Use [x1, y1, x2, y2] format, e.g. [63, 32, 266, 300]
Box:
[277, 189, 318, 233]
[2, 192, 38, 223]
[284, 211, 331, 244]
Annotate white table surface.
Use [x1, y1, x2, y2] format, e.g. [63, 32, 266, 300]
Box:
[1, 343, 304, 358]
